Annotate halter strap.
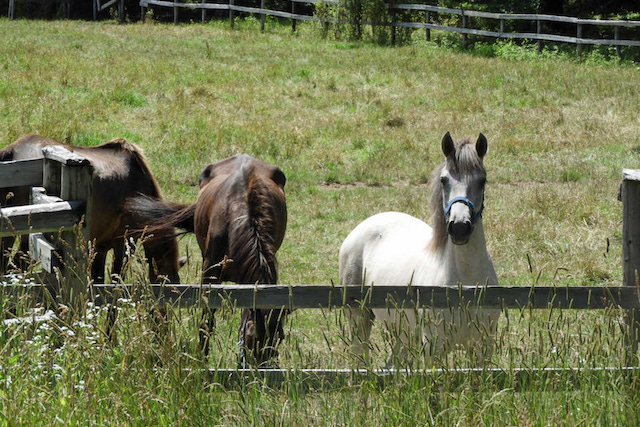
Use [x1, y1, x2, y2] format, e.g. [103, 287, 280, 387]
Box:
[443, 194, 484, 223]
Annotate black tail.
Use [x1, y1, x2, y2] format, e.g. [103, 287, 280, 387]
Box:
[123, 194, 196, 235]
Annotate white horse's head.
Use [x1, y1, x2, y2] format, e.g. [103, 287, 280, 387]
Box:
[437, 132, 487, 245]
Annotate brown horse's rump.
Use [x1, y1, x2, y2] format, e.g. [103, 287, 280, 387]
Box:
[125, 154, 288, 366]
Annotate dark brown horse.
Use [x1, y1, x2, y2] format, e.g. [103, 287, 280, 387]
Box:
[0, 134, 182, 284]
[125, 154, 288, 366]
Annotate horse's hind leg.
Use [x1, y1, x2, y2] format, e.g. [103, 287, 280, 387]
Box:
[467, 309, 500, 366]
[199, 305, 216, 357]
[199, 257, 221, 359]
[104, 242, 126, 344]
[345, 306, 373, 366]
[261, 308, 288, 365]
[239, 308, 288, 367]
[91, 249, 107, 284]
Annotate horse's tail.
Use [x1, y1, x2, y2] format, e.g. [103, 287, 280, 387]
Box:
[232, 169, 288, 365]
[123, 194, 196, 235]
[229, 172, 280, 285]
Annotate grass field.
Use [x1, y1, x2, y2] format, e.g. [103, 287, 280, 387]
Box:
[1, 17, 640, 425]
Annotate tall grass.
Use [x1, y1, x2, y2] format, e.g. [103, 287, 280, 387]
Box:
[1, 17, 640, 424]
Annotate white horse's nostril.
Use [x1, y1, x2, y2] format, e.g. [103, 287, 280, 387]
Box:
[448, 220, 473, 244]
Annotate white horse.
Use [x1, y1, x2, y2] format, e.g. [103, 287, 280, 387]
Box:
[339, 132, 501, 366]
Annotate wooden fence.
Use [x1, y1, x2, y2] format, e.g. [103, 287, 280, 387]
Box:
[0, 145, 92, 308]
[2, 159, 640, 384]
[138, 0, 640, 57]
[7, 0, 639, 57]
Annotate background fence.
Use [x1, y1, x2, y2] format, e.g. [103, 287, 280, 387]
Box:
[6, 0, 640, 57]
[136, 0, 640, 56]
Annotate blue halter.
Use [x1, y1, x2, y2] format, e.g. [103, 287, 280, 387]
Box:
[443, 194, 484, 224]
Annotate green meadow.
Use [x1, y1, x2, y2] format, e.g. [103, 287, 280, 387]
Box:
[1, 17, 640, 425]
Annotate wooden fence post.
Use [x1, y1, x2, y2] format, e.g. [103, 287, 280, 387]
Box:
[615, 26, 621, 58]
[291, 0, 296, 33]
[425, 10, 430, 41]
[9, 0, 15, 18]
[260, 0, 266, 32]
[230, 0, 235, 29]
[29, 188, 62, 288]
[622, 169, 640, 362]
[202, 0, 206, 23]
[43, 158, 61, 197]
[118, 0, 124, 22]
[537, 19, 543, 53]
[391, 2, 396, 46]
[461, 11, 468, 48]
[576, 22, 583, 59]
[174, 0, 178, 25]
[141, 0, 147, 22]
[42, 146, 93, 318]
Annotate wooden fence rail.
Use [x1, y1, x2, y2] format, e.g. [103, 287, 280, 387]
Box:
[207, 366, 640, 389]
[138, 0, 640, 56]
[0, 283, 637, 311]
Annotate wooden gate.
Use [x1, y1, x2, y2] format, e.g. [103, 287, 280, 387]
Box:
[0, 145, 92, 310]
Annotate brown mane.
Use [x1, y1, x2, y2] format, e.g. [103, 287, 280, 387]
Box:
[428, 138, 485, 253]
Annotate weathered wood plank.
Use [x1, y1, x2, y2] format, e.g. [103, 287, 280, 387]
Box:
[144, 0, 229, 10]
[58, 161, 93, 310]
[624, 169, 640, 182]
[389, 22, 640, 47]
[0, 159, 43, 189]
[207, 366, 640, 389]
[392, 4, 640, 27]
[41, 146, 90, 167]
[230, 5, 314, 21]
[30, 187, 63, 205]
[5, 283, 638, 309]
[60, 164, 92, 239]
[28, 233, 59, 273]
[89, 284, 640, 310]
[97, 0, 118, 11]
[622, 171, 640, 354]
[0, 201, 83, 237]
[43, 158, 62, 197]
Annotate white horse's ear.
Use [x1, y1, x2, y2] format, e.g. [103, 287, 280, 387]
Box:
[476, 133, 488, 158]
[441, 132, 455, 158]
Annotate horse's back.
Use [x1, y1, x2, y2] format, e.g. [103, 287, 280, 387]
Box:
[2, 134, 161, 240]
[339, 212, 433, 288]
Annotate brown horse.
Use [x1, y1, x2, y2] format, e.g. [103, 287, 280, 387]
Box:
[124, 154, 288, 366]
[0, 134, 182, 285]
